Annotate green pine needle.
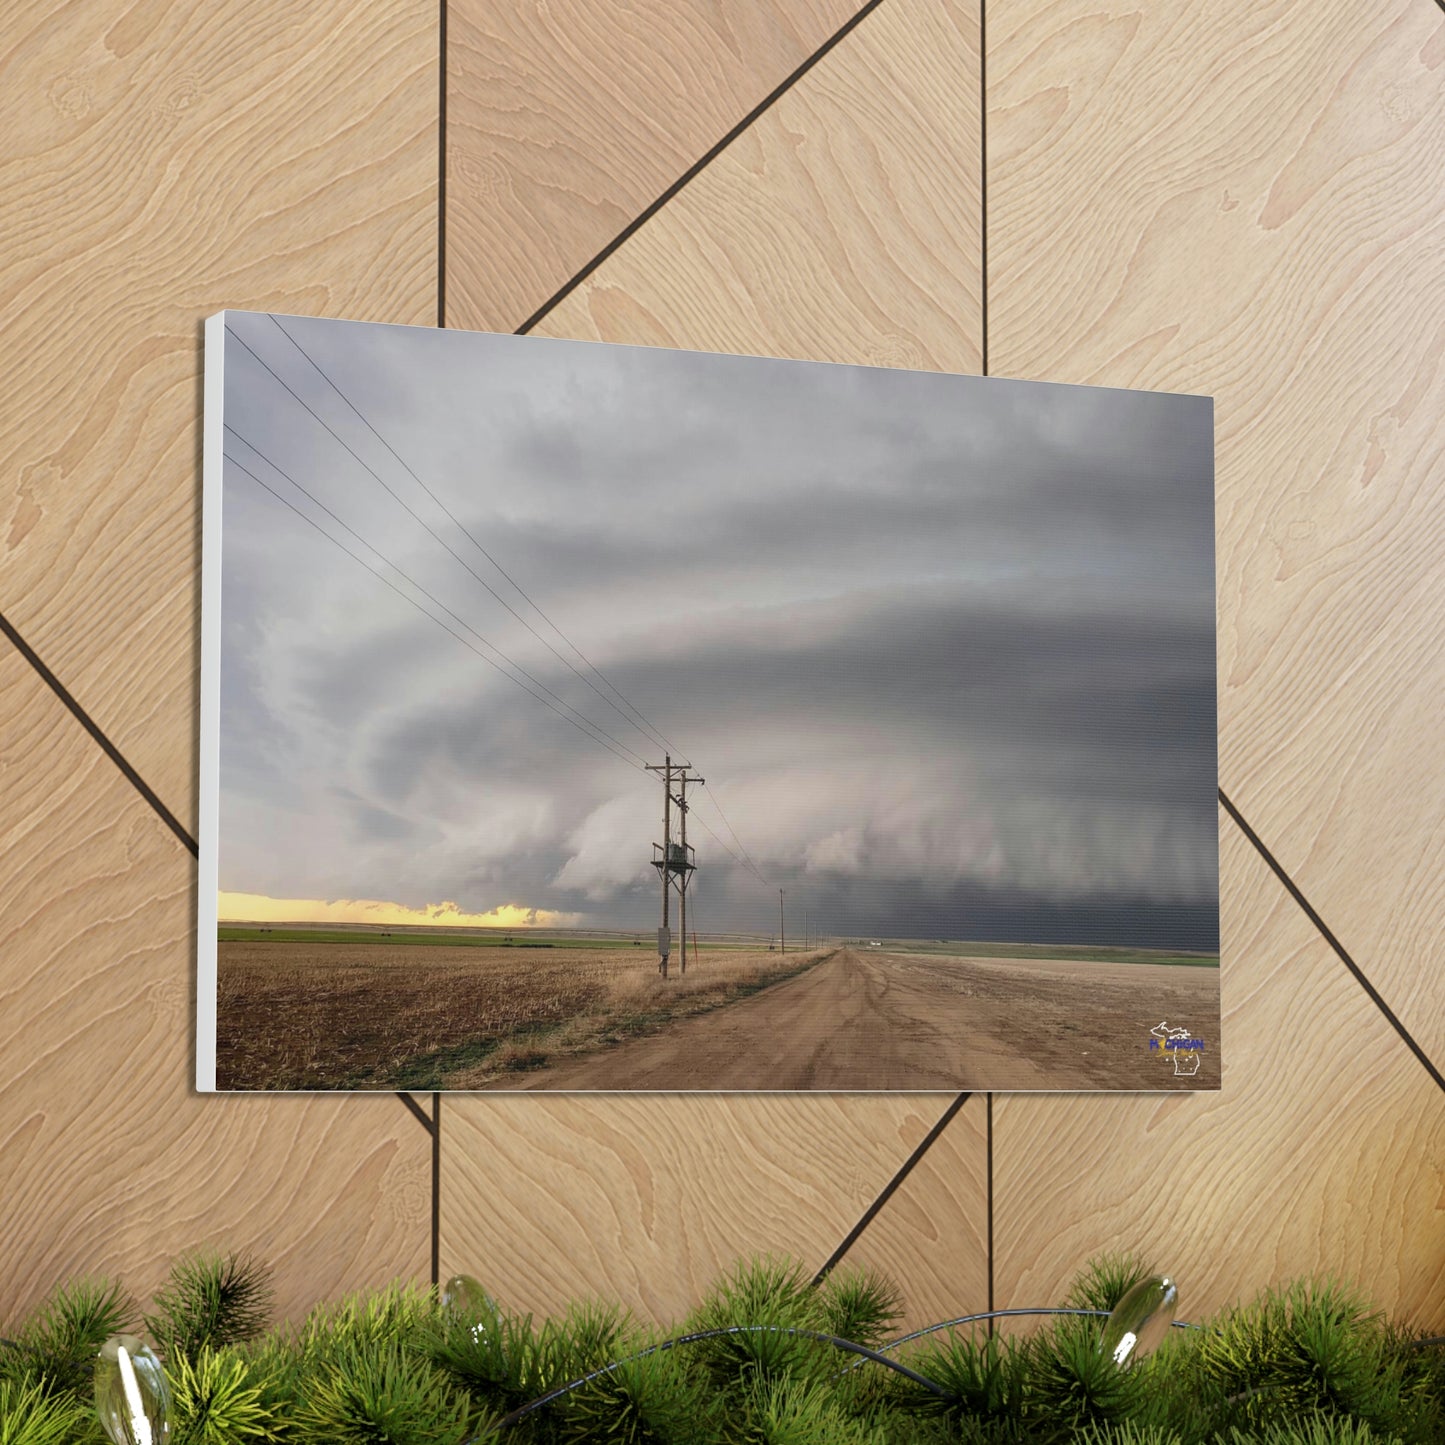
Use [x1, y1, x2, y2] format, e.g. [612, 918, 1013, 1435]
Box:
[1194, 1279, 1401, 1429]
[0, 1378, 95, 1445]
[1024, 1315, 1149, 1433]
[6, 1278, 131, 1401]
[688, 1259, 833, 1390]
[168, 1345, 273, 1444]
[295, 1282, 440, 1362]
[424, 1299, 523, 1403]
[291, 1337, 485, 1445]
[1074, 1423, 1185, 1445]
[735, 1374, 882, 1445]
[816, 1270, 902, 1352]
[554, 1342, 711, 1444]
[905, 1327, 1029, 1428]
[1066, 1254, 1155, 1314]
[538, 1300, 631, 1388]
[1, 1251, 1439, 1444]
[145, 1251, 273, 1361]
[1223, 1414, 1404, 1444]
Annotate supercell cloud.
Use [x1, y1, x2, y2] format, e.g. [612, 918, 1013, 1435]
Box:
[216, 313, 1217, 949]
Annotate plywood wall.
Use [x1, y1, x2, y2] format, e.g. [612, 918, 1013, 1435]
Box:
[2, 0, 1440, 1340]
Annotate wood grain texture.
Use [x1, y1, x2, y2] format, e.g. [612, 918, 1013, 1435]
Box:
[821, 1094, 989, 1332]
[440, 1093, 966, 1324]
[444, 0, 868, 332]
[988, 0, 1445, 1069]
[533, 0, 982, 376]
[0, 622, 431, 1328]
[0, 0, 437, 835]
[440, 0, 985, 1329]
[994, 815, 1445, 1328]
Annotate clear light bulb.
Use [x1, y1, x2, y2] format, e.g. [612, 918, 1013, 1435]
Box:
[95, 1335, 171, 1445]
[1099, 1275, 1178, 1366]
[442, 1274, 505, 1355]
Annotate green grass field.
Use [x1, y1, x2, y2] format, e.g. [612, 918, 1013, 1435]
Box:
[217, 926, 743, 952]
[875, 939, 1219, 967]
[218, 927, 1217, 966]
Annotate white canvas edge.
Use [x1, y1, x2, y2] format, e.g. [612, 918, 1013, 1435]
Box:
[196, 311, 227, 1092]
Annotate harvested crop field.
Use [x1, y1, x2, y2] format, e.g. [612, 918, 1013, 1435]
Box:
[214, 940, 824, 1090]
[511, 947, 1221, 1091]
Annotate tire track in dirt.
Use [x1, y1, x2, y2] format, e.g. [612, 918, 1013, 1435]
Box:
[495, 947, 1194, 1091]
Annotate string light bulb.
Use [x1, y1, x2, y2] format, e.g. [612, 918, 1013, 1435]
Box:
[1099, 1275, 1179, 1366]
[95, 1335, 170, 1445]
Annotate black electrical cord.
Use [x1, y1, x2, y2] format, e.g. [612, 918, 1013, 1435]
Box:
[878, 1305, 1203, 1356]
[465, 1324, 955, 1438]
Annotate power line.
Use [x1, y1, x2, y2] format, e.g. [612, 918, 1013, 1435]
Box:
[261, 314, 683, 759]
[685, 809, 772, 892]
[700, 782, 771, 886]
[226, 325, 660, 757]
[226, 428, 649, 769]
[226, 318, 790, 919]
[223, 437, 650, 774]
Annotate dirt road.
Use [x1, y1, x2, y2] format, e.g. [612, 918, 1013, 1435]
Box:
[500, 947, 1220, 1091]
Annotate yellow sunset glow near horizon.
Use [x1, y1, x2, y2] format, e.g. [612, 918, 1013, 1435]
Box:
[217, 891, 582, 929]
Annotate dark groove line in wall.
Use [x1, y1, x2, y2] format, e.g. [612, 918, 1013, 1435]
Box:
[1219, 786, 1444, 1092]
[432, 3, 449, 1289]
[811, 1093, 970, 1285]
[438, 0, 448, 329]
[431, 1093, 442, 1286]
[1, 615, 433, 1135]
[397, 1091, 436, 1134]
[514, 0, 888, 337]
[980, 0, 988, 379]
[981, 0, 992, 1334]
[0, 607, 198, 857]
[985, 1093, 994, 1324]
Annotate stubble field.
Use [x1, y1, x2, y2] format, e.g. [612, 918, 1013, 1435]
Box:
[215, 939, 824, 1090]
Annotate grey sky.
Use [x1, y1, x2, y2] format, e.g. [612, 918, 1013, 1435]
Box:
[216, 312, 1218, 948]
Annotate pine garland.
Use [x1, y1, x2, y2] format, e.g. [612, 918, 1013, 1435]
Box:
[1, 1251, 1439, 1444]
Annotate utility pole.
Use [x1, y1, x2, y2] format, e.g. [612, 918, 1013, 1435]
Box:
[679, 777, 690, 975]
[647, 756, 703, 979]
[780, 888, 785, 955]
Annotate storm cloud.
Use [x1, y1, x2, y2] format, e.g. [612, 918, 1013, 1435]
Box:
[213, 313, 1218, 949]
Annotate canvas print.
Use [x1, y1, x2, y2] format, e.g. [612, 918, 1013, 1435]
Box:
[198, 312, 1219, 1092]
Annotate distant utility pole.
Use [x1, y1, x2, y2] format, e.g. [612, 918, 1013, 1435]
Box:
[646, 755, 703, 979]
[780, 888, 785, 955]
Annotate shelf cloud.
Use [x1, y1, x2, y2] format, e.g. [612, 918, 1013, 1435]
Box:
[215, 313, 1217, 949]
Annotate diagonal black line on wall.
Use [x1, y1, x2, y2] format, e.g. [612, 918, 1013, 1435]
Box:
[398, 1092, 435, 1133]
[811, 1093, 971, 1285]
[396, 1091, 441, 1282]
[0, 613, 434, 1139]
[512, 0, 888, 337]
[1219, 787, 1444, 1092]
[0, 607, 198, 857]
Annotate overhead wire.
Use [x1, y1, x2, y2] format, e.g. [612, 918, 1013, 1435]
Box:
[227, 324, 666, 762]
[222, 433, 650, 774]
[683, 808, 774, 894]
[699, 782, 771, 886]
[226, 319, 787, 912]
[263, 313, 683, 759]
